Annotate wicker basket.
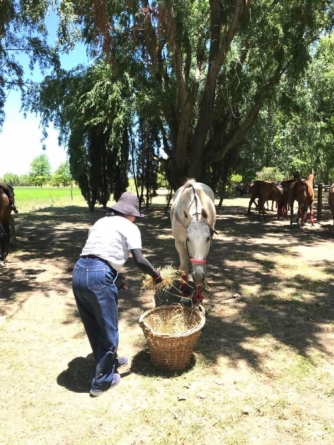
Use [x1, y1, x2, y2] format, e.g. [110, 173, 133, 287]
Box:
[139, 304, 206, 372]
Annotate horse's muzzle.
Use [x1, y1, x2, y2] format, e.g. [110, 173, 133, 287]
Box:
[192, 265, 206, 284]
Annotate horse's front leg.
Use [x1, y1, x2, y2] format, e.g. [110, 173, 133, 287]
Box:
[247, 198, 253, 213]
[309, 201, 314, 225]
[290, 200, 294, 226]
[258, 198, 265, 219]
[9, 215, 16, 246]
[175, 239, 190, 297]
[297, 205, 303, 228]
[0, 224, 9, 267]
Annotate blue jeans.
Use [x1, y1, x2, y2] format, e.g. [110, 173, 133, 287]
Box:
[72, 256, 119, 391]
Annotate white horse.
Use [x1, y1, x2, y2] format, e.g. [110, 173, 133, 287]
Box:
[170, 179, 217, 303]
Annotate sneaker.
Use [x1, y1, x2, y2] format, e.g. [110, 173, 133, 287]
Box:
[89, 373, 121, 397]
[117, 356, 128, 367]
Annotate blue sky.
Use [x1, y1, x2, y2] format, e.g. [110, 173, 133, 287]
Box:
[0, 12, 89, 178]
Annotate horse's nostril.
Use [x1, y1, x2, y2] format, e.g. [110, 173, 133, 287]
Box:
[193, 266, 205, 282]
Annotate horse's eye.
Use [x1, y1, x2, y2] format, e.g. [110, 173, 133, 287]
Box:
[207, 237, 210, 242]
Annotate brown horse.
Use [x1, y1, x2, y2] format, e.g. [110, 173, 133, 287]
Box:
[328, 183, 334, 234]
[288, 173, 315, 227]
[0, 186, 14, 266]
[248, 180, 290, 218]
[248, 181, 263, 213]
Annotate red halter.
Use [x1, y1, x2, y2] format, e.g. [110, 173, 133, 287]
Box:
[190, 258, 207, 264]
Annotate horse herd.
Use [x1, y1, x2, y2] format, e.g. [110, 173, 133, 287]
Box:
[247, 174, 317, 227]
[2, 178, 334, 306]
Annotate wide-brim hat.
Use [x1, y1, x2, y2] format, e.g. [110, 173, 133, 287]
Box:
[109, 192, 144, 218]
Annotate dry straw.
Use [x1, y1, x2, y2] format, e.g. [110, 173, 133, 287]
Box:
[144, 304, 196, 334]
[141, 265, 182, 293]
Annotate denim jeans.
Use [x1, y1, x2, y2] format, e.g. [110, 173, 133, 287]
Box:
[72, 256, 119, 391]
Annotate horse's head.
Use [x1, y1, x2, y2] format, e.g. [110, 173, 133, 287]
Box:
[186, 219, 214, 286]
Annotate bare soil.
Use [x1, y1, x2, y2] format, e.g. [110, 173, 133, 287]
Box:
[1, 197, 334, 445]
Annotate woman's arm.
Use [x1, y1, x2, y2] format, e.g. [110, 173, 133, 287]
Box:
[131, 248, 161, 281]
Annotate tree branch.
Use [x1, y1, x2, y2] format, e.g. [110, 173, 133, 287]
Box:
[204, 63, 285, 165]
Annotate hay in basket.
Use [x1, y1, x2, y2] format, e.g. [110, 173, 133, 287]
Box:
[139, 304, 206, 372]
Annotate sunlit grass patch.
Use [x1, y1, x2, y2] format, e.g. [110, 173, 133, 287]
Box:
[14, 186, 85, 212]
[289, 355, 314, 377]
[325, 388, 334, 397]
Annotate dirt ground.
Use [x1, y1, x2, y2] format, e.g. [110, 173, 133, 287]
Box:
[1, 197, 334, 445]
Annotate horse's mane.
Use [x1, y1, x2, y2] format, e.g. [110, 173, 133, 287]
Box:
[305, 173, 315, 188]
[183, 178, 196, 188]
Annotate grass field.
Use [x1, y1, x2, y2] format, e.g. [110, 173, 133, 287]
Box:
[12, 186, 169, 213]
[14, 187, 86, 212]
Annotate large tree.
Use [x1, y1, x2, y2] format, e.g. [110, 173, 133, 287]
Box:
[10, 1, 334, 191]
[61, 0, 333, 189]
[25, 62, 132, 209]
[29, 154, 51, 186]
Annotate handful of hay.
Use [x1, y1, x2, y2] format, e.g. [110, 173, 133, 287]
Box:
[141, 265, 182, 293]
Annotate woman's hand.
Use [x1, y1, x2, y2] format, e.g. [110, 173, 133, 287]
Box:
[153, 271, 163, 285]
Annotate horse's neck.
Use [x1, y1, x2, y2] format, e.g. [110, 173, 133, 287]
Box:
[306, 174, 315, 187]
[189, 199, 202, 219]
[184, 190, 203, 219]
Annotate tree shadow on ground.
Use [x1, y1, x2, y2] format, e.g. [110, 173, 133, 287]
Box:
[3, 200, 334, 378]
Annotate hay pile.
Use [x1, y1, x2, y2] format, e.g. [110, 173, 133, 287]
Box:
[141, 265, 182, 293]
[144, 304, 199, 334]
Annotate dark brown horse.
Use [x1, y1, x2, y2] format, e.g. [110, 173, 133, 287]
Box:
[288, 173, 315, 227]
[248, 181, 263, 213]
[0, 186, 13, 266]
[248, 180, 291, 218]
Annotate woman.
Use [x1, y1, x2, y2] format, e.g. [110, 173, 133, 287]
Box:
[72, 192, 162, 397]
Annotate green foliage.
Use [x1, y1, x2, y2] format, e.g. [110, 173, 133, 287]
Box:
[0, 1, 60, 127]
[51, 161, 72, 187]
[255, 167, 284, 182]
[3, 173, 20, 186]
[24, 62, 132, 209]
[130, 119, 160, 207]
[29, 154, 52, 187]
[18, 175, 31, 186]
[231, 174, 243, 184]
[156, 164, 169, 189]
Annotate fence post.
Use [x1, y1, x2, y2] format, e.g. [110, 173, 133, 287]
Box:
[317, 183, 322, 221]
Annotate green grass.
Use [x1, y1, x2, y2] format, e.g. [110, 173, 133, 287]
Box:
[13, 186, 85, 212]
